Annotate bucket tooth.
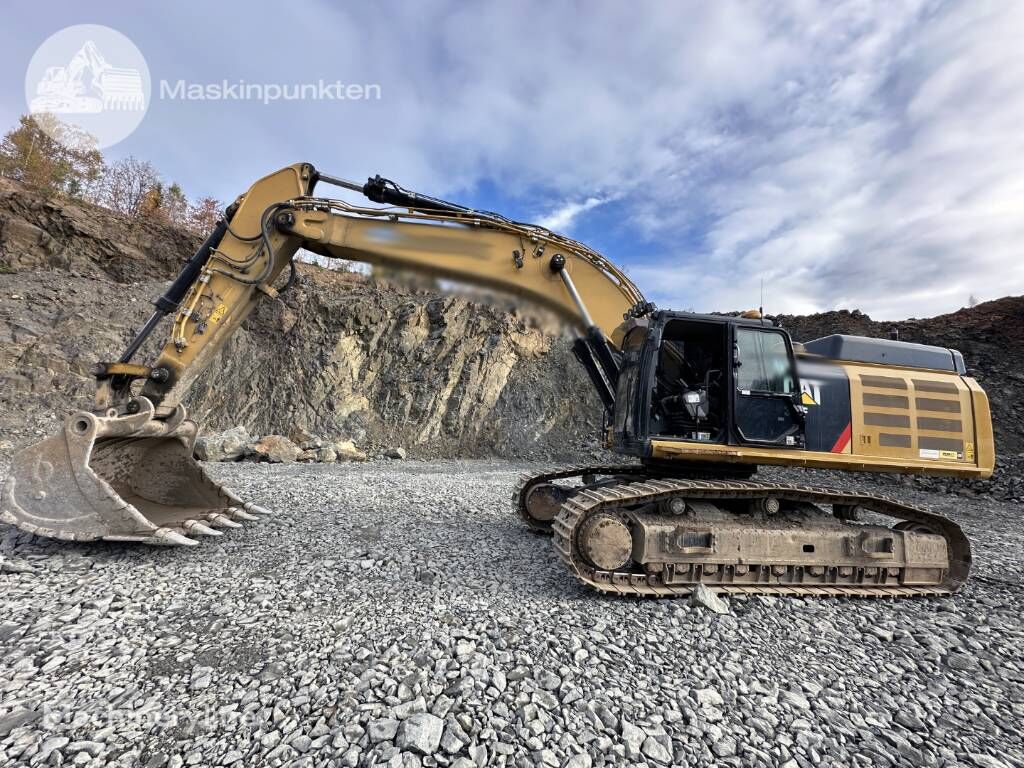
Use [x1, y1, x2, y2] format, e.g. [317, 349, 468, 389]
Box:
[216, 486, 271, 516]
[148, 528, 199, 546]
[219, 484, 243, 503]
[183, 519, 223, 537]
[205, 512, 242, 529]
[226, 506, 259, 522]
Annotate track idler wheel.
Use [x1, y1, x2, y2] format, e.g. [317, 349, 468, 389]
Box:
[577, 513, 634, 571]
[522, 482, 573, 530]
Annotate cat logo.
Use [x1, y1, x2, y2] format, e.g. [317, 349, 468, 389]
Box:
[800, 380, 823, 407]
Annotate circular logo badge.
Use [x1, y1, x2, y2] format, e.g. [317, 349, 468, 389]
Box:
[25, 24, 150, 149]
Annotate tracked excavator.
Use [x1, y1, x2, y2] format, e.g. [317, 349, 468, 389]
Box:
[1, 163, 994, 598]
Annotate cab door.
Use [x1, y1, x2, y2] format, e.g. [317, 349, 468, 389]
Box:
[732, 326, 805, 447]
[610, 326, 650, 453]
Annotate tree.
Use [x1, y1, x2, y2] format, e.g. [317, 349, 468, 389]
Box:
[0, 116, 226, 234]
[139, 181, 166, 222]
[98, 156, 161, 219]
[164, 182, 189, 227]
[186, 196, 223, 233]
[0, 113, 103, 198]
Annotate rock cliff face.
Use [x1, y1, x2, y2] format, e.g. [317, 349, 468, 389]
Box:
[0, 180, 601, 459]
[186, 269, 602, 457]
[0, 177, 197, 282]
[0, 178, 1020, 469]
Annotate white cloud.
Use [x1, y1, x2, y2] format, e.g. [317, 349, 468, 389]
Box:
[536, 196, 607, 232]
[25, 0, 1019, 320]
[339, 0, 1024, 319]
[604, 1, 1024, 318]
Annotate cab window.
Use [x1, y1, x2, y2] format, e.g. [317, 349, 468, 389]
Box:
[735, 328, 794, 394]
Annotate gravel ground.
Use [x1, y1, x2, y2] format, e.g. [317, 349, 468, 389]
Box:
[1, 460, 1022, 768]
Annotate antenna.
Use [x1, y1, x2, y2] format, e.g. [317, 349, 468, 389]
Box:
[760, 277, 766, 326]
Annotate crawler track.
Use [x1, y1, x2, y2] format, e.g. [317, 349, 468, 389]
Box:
[517, 468, 972, 598]
[513, 465, 645, 532]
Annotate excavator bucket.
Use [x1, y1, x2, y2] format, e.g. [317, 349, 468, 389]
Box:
[1, 398, 268, 545]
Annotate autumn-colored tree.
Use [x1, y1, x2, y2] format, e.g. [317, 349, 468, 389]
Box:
[0, 114, 103, 198]
[139, 181, 166, 222]
[186, 196, 223, 233]
[98, 156, 161, 219]
[164, 182, 189, 227]
[2, 116, 226, 233]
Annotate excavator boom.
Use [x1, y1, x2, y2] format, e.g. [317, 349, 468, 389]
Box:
[138, 164, 643, 412]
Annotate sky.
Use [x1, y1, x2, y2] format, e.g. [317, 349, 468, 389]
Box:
[2, 1, 1022, 320]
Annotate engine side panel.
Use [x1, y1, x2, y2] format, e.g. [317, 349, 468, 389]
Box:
[845, 362, 979, 468]
[647, 356, 995, 479]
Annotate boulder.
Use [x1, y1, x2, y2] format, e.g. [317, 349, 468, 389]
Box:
[289, 427, 318, 447]
[396, 712, 443, 755]
[368, 718, 399, 743]
[194, 426, 252, 462]
[251, 435, 301, 463]
[311, 446, 338, 462]
[292, 430, 333, 451]
[690, 583, 729, 614]
[334, 440, 368, 462]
